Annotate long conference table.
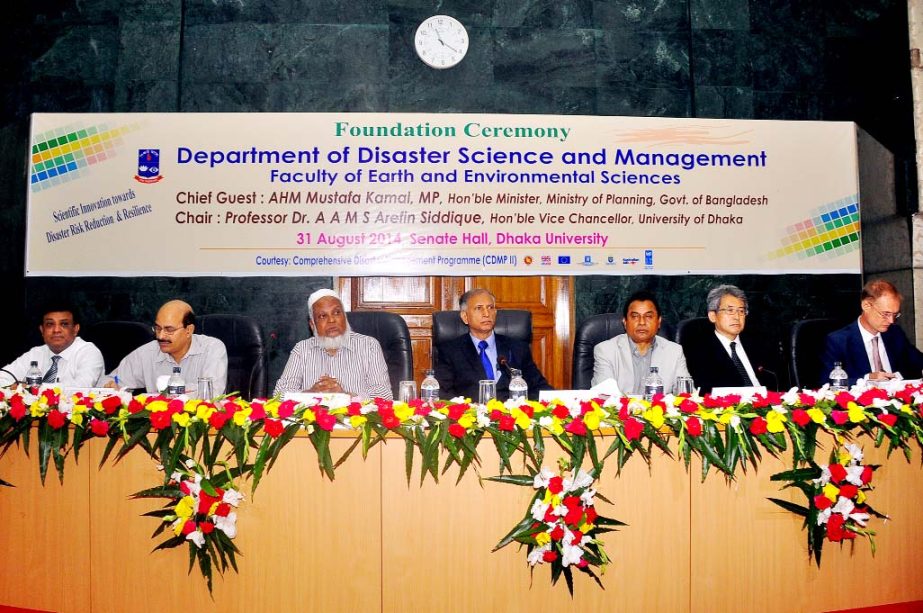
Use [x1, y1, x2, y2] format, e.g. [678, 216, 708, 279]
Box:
[1, 430, 923, 613]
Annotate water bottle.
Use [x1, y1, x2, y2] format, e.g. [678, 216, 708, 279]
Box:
[166, 366, 185, 397]
[829, 361, 848, 391]
[643, 366, 664, 401]
[25, 361, 43, 389]
[508, 368, 528, 403]
[420, 369, 440, 403]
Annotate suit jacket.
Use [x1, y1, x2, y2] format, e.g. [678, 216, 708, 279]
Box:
[435, 333, 552, 401]
[684, 331, 776, 394]
[821, 320, 923, 386]
[590, 334, 690, 395]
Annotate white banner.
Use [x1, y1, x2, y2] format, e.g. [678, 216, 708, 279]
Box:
[26, 113, 861, 276]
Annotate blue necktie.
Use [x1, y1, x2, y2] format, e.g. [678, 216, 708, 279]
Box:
[478, 340, 494, 379]
[43, 355, 61, 383]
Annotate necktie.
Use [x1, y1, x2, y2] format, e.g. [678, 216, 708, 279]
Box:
[729, 341, 751, 385]
[478, 340, 494, 379]
[43, 355, 61, 383]
[871, 336, 884, 372]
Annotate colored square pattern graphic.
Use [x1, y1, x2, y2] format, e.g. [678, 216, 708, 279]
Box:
[767, 197, 860, 261]
[29, 122, 138, 192]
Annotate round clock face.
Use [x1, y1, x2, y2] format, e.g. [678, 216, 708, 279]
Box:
[415, 15, 468, 69]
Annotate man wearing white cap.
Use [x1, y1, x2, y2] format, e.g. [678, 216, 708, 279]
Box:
[273, 289, 393, 399]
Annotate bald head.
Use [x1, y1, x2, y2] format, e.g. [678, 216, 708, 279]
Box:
[153, 300, 196, 361]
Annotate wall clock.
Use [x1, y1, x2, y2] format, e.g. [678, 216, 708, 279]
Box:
[415, 15, 468, 69]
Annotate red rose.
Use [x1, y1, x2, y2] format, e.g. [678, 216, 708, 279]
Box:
[47, 409, 67, 430]
[249, 402, 267, 421]
[448, 423, 467, 438]
[830, 411, 848, 425]
[447, 403, 467, 421]
[9, 396, 26, 421]
[381, 412, 400, 430]
[208, 412, 229, 430]
[577, 559, 589, 568]
[838, 484, 858, 499]
[181, 520, 196, 535]
[623, 416, 643, 441]
[679, 398, 699, 414]
[895, 387, 915, 404]
[498, 414, 515, 432]
[520, 404, 534, 418]
[585, 507, 598, 524]
[749, 416, 768, 435]
[413, 403, 431, 417]
[489, 409, 503, 421]
[835, 391, 856, 409]
[650, 393, 666, 408]
[685, 416, 702, 437]
[791, 409, 811, 427]
[149, 411, 172, 430]
[101, 395, 122, 415]
[543, 506, 557, 523]
[549, 525, 564, 541]
[564, 505, 583, 526]
[127, 398, 144, 414]
[197, 491, 221, 515]
[548, 476, 564, 494]
[798, 393, 817, 407]
[277, 400, 297, 419]
[702, 395, 724, 409]
[857, 387, 888, 406]
[860, 465, 874, 484]
[826, 514, 846, 542]
[89, 419, 109, 437]
[878, 413, 898, 427]
[263, 418, 284, 438]
[569, 530, 584, 545]
[828, 463, 847, 484]
[315, 411, 336, 432]
[200, 522, 215, 534]
[41, 389, 59, 404]
[542, 550, 558, 563]
[563, 495, 581, 510]
[347, 402, 363, 416]
[565, 418, 587, 436]
[215, 502, 231, 517]
[814, 494, 832, 510]
[179, 481, 191, 495]
[167, 398, 185, 414]
[552, 405, 570, 420]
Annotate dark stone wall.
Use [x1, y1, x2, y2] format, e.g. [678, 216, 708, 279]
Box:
[0, 1, 912, 384]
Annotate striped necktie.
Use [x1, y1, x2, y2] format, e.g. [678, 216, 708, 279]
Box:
[43, 355, 61, 383]
[729, 342, 751, 385]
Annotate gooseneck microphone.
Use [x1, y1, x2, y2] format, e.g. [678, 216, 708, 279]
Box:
[496, 355, 512, 377]
[756, 365, 779, 391]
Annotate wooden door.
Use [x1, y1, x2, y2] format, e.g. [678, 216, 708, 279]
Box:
[338, 276, 573, 390]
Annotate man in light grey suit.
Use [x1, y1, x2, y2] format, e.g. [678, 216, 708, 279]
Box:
[591, 290, 691, 394]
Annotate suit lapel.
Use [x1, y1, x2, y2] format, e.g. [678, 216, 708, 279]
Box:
[848, 322, 872, 373]
[460, 336, 488, 378]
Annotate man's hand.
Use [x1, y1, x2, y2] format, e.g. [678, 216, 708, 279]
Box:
[103, 380, 119, 389]
[867, 371, 897, 381]
[307, 375, 344, 394]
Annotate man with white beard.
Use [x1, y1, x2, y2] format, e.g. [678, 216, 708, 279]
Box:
[273, 289, 393, 399]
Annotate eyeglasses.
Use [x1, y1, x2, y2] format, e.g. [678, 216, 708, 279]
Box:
[869, 305, 901, 321]
[715, 307, 748, 317]
[152, 324, 186, 335]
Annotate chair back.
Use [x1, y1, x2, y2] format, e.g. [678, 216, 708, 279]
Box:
[789, 318, 841, 389]
[571, 314, 625, 389]
[431, 310, 532, 366]
[196, 314, 268, 400]
[82, 321, 154, 373]
[345, 311, 413, 398]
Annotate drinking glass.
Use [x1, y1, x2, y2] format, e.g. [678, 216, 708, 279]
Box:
[478, 379, 497, 404]
[398, 380, 417, 403]
[197, 377, 215, 400]
[673, 376, 695, 395]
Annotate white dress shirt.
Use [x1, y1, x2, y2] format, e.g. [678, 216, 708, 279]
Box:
[103, 334, 228, 395]
[3, 337, 105, 387]
[714, 331, 759, 386]
[857, 317, 894, 375]
[469, 332, 500, 382]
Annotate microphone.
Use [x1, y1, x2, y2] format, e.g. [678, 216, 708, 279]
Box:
[756, 365, 779, 391]
[496, 355, 512, 377]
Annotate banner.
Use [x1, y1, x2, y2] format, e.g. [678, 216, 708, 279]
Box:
[26, 113, 861, 276]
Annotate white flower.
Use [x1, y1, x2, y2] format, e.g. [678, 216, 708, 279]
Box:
[849, 510, 870, 527]
[533, 467, 555, 489]
[538, 416, 554, 429]
[359, 402, 377, 415]
[728, 414, 741, 429]
[871, 397, 899, 411]
[428, 410, 446, 421]
[214, 512, 237, 538]
[816, 507, 832, 525]
[475, 412, 491, 428]
[561, 542, 584, 567]
[843, 443, 863, 464]
[832, 496, 856, 518]
[186, 529, 205, 548]
[184, 459, 197, 469]
[770, 405, 787, 415]
[580, 488, 596, 507]
[530, 499, 549, 522]
[563, 469, 594, 493]
[527, 544, 551, 566]
[844, 465, 866, 486]
[222, 488, 245, 507]
[813, 465, 831, 487]
[170, 471, 184, 482]
[781, 388, 800, 405]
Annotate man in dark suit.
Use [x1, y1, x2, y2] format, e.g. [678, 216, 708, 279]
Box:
[821, 279, 923, 386]
[434, 288, 552, 401]
[683, 284, 777, 394]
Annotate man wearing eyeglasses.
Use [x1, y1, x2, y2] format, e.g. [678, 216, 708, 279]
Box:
[591, 290, 690, 394]
[821, 279, 923, 385]
[684, 284, 776, 393]
[2, 304, 104, 387]
[102, 299, 227, 395]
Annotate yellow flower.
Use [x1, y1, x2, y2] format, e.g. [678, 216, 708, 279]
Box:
[147, 399, 168, 413]
[847, 403, 867, 423]
[642, 405, 665, 429]
[457, 413, 475, 429]
[195, 402, 215, 421]
[857, 490, 867, 504]
[579, 521, 594, 533]
[302, 409, 316, 424]
[486, 398, 505, 412]
[806, 408, 826, 424]
[174, 495, 195, 519]
[699, 410, 718, 422]
[70, 412, 84, 427]
[900, 403, 913, 415]
[543, 490, 561, 507]
[547, 416, 564, 436]
[29, 403, 46, 418]
[718, 412, 734, 425]
[173, 412, 191, 428]
[263, 399, 280, 418]
[182, 399, 197, 414]
[584, 409, 601, 431]
[394, 402, 414, 422]
[535, 532, 551, 546]
[349, 415, 367, 428]
[511, 407, 532, 429]
[823, 483, 839, 502]
[232, 407, 252, 426]
[766, 411, 787, 434]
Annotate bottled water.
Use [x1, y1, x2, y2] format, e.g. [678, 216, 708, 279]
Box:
[829, 361, 848, 391]
[643, 366, 664, 401]
[25, 361, 43, 389]
[166, 366, 185, 397]
[421, 369, 440, 403]
[508, 368, 528, 403]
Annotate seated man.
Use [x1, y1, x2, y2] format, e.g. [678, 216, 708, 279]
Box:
[435, 288, 552, 401]
[821, 279, 923, 385]
[273, 289, 392, 399]
[590, 290, 690, 394]
[103, 300, 227, 395]
[3, 304, 104, 387]
[684, 284, 776, 394]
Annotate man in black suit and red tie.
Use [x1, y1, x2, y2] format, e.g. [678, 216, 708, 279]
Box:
[434, 288, 552, 401]
[821, 279, 923, 386]
[684, 284, 777, 394]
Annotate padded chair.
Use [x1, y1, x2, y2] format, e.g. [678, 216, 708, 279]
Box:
[82, 320, 154, 373]
[572, 314, 625, 389]
[789, 318, 841, 389]
[431, 309, 532, 366]
[196, 314, 268, 400]
[345, 311, 413, 399]
[673, 316, 712, 348]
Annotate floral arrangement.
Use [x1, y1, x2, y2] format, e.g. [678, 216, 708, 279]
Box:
[2, 379, 923, 593]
